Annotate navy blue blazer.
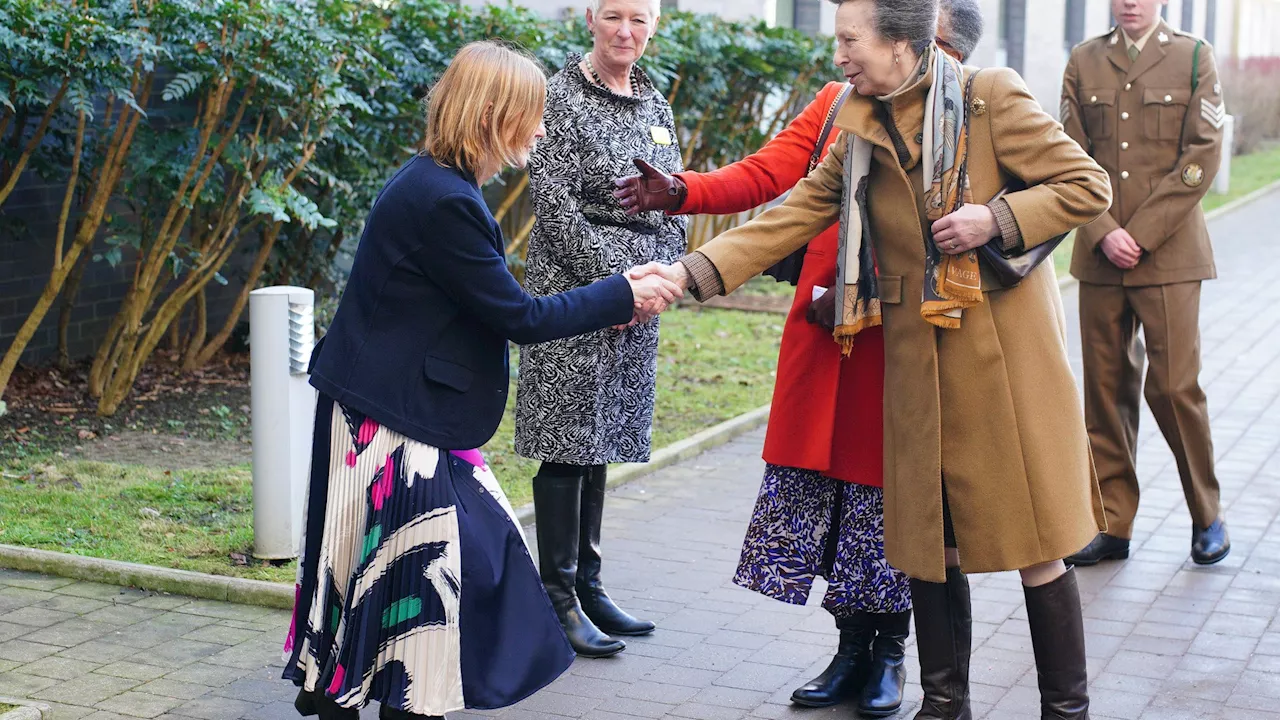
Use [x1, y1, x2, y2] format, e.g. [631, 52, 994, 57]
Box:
[310, 155, 635, 450]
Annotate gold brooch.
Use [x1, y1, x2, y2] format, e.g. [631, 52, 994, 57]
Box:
[970, 98, 987, 116]
[1182, 163, 1205, 187]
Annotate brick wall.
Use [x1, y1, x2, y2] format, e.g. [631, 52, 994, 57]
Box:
[0, 170, 247, 367]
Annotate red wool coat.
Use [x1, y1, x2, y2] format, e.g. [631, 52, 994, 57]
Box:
[675, 81, 884, 487]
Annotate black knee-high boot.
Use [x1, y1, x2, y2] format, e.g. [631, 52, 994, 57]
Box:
[532, 470, 626, 658]
[1025, 567, 1090, 719]
[576, 465, 655, 636]
[910, 567, 973, 720]
[790, 612, 874, 707]
[859, 610, 911, 717]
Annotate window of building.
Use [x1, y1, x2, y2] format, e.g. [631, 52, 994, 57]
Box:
[774, 0, 795, 29]
[1000, 0, 1026, 74]
[1205, 0, 1217, 42]
[793, 0, 821, 35]
[1065, 0, 1086, 48]
[1182, 0, 1195, 30]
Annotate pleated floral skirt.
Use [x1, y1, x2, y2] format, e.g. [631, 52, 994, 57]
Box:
[282, 395, 574, 715]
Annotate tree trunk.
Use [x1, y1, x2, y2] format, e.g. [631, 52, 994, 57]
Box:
[179, 289, 208, 369]
[55, 252, 90, 370]
[187, 221, 282, 369]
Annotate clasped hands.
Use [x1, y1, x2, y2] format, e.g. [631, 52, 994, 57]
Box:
[1100, 228, 1143, 270]
[619, 261, 691, 329]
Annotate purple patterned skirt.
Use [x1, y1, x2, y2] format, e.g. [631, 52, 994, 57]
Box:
[734, 465, 911, 617]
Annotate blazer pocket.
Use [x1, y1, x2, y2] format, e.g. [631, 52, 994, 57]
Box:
[1142, 87, 1190, 141]
[424, 355, 475, 392]
[878, 275, 903, 304]
[1080, 89, 1116, 140]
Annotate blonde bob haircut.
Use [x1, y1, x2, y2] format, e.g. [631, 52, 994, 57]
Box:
[423, 41, 547, 176]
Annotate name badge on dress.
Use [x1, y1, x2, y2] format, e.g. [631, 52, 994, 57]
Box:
[650, 126, 672, 145]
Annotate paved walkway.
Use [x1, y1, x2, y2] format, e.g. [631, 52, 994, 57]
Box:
[1, 190, 1278, 719]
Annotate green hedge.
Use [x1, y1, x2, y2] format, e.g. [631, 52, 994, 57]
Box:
[0, 0, 830, 412]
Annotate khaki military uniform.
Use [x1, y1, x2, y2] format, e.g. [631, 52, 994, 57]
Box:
[1061, 20, 1225, 538]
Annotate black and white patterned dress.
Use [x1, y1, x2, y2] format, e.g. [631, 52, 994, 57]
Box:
[515, 55, 688, 465]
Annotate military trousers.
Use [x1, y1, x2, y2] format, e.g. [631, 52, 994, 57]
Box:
[1079, 281, 1221, 538]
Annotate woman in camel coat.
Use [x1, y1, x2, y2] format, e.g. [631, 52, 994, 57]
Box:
[636, 1, 1112, 717]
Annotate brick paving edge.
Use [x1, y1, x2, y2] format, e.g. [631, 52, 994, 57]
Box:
[0, 695, 52, 720]
[0, 543, 294, 609]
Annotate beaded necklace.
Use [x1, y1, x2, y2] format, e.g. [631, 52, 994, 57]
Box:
[584, 52, 638, 97]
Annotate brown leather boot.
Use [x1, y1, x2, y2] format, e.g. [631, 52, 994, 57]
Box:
[1025, 567, 1090, 719]
[910, 567, 972, 720]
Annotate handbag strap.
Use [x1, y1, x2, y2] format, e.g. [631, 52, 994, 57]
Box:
[807, 83, 855, 174]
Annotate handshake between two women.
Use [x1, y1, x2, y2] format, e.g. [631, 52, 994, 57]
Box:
[620, 261, 692, 327]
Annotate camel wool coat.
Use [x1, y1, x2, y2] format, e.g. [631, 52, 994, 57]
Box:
[685, 63, 1111, 582]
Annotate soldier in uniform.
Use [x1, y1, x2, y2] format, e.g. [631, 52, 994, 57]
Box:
[1060, 0, 1230, 566]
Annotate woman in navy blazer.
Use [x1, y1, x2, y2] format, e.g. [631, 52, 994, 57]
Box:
[283, 42, 682, 720]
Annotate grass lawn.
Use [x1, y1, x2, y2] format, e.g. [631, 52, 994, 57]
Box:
[1051, 142, 1280, 279]
[0, 306, 780, 581]
[0, 460, 294, 583]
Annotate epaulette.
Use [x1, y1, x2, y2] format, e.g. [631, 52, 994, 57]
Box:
[1070, 27, 1116, 54]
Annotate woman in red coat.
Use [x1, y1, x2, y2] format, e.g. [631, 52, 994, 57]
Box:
[615, 81, 910, 717]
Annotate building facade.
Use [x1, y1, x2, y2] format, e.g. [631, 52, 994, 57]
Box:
[497, 0, 1280, 118]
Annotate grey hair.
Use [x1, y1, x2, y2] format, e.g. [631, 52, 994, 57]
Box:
[587, 0, 662, 18]
[826, 0, 938, 55]
[938, 0, 983, 61]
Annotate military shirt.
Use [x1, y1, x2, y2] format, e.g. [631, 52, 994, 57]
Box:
[1062, 20, 1223, 286]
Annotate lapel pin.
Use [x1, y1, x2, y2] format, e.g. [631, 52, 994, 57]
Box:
[1158, 32, 1169, 44]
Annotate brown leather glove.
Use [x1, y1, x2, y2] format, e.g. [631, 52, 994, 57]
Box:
[612, 158, 687, 216]
[806, 286, 837, 330]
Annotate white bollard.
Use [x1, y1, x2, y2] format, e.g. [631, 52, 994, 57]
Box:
[1214, 115, 1234, 196]
[249, 286, 318, 560]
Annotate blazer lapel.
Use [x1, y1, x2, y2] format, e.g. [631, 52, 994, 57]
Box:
[1125, 20, 1172, 84]
[1105, 28, 1129, 73]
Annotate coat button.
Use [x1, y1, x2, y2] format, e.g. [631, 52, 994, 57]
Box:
[1090, 95, 1098, 102]
[1122, 141, 1129, 150]
[915, 132, 923, 144]
[1164, 94, 1173, 102]
[1124, 83, 1132, 91]
[1121, 171, 1130, 179]
[1121, 112, 1130, 120]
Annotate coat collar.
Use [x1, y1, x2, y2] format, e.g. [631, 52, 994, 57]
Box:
[832, 47, 934, 171]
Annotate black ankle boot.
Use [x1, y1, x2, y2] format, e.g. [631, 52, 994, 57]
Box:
[294, 689, 358, 719]
[910, 567, 972, 720]
[576, 465, 655, 636]
[379, 705, 444, 720]
[533, 472, 626, 658]
[790, 613, 873, 708]
[1025, 568, 1090, 719]
[858, 610, 910, 717]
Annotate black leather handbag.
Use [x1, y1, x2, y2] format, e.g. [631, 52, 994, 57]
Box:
[977, 184, 1068, 287]
[761, 84, 855, 285]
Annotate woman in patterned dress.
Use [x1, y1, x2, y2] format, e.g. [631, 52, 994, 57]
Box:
[283, 42, 683, 720]
[514, 0, 687, 659]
